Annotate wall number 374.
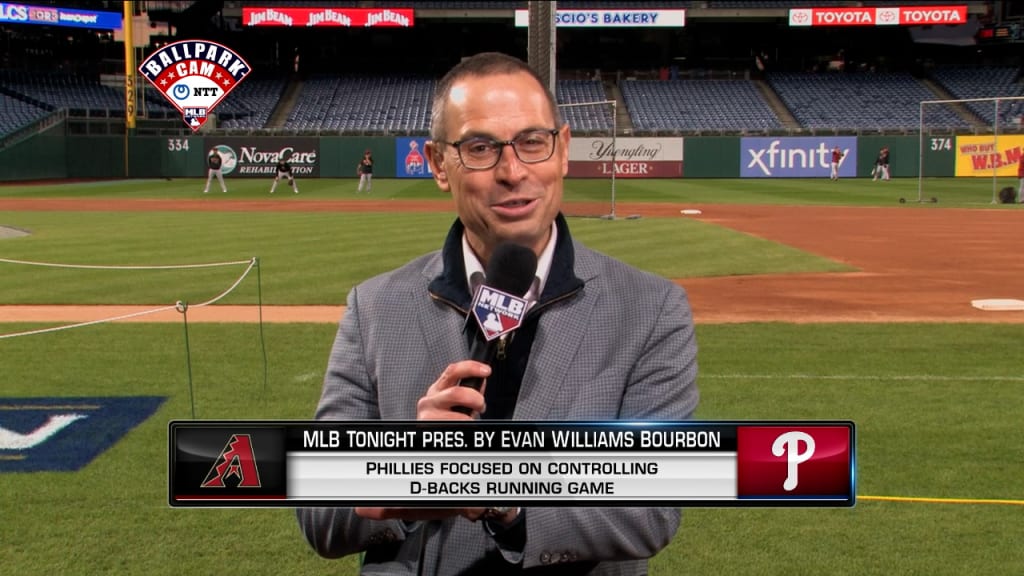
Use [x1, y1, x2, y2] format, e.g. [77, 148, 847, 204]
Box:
[930, 138, 952, 151]
[167, 138, 190, 152]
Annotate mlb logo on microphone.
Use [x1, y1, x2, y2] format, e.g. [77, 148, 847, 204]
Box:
[471, 286, 528, 341]
[736, 424, 853, 500]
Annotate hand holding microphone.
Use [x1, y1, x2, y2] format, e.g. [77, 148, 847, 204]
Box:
[457, 242, 537, 393]
[416, 242, 536, 419]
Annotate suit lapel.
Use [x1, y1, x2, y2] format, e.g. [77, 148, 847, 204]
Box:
[513, 282, 597, 420]
[415, 257, 469, 385]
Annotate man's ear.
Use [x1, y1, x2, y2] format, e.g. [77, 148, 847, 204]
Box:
[425, 141, 450, 191]
[559, 125, 571, 176]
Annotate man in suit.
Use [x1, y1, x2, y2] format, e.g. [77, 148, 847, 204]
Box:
[297, 52, 699, 575]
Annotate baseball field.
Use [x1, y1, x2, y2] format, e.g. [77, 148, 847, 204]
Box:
[1, 176, 1022, 575]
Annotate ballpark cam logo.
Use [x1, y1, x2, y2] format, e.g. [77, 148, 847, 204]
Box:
[471, 286, 528, 341]
[139, 40, 251, 132]
[201, 434, 262, 488]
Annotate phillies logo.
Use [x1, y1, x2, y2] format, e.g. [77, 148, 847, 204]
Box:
[139, 40, 251, 132]
[201, 434, 262, 488]
[471, 286, 528, 341]
[736, 426, 852, 499]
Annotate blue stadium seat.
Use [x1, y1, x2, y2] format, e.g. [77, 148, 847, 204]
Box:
[930, 66, 1024, 126]
[767, 71, 970, 131]
[620, 79, 783, 132]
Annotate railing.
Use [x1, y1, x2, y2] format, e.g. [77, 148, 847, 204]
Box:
[0, 108, 67, 149]
[32, 108, 1024, 140]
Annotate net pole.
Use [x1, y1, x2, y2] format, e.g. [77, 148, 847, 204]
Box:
[918, 100, 925, 203]
[558, 100, 618, 218]
[992, 99, 999, 204]
[611, 100, 617, 219]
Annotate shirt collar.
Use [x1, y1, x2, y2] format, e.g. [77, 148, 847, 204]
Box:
[462, 221, 557, 304]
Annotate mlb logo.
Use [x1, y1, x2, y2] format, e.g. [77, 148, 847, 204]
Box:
[184, 107, 208, 130]
[736, 424, 853, 500]
[470, 286, 528, 341]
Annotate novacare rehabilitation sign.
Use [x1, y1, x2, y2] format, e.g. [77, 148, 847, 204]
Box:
[139, 39, 251, 132]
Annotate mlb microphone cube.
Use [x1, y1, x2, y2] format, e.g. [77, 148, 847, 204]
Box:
[169, 421, 855, 507]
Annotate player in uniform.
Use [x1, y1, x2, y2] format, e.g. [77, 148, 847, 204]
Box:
[357, 149, 374, 193]
[270, 158, 299, 194]
[830, 146, 844, 181]
[203, 149, 227, 194]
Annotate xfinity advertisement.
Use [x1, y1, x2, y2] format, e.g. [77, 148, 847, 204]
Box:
[741, 136, 856, 178]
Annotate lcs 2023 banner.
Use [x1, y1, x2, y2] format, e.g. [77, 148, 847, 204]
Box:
[741, 136, 856, 178]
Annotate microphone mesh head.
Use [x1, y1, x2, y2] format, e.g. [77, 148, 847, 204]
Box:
[484, 243, 538, 297]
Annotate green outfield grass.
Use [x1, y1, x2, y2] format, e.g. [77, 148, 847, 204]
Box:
[0, 323, 1021, 575]
[1, 176, 1022, 207]
[1, 178, 1021, 575]
[0, 210, 850, 305]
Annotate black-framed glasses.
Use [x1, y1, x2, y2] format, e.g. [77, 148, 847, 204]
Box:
[440, 129, 560, 170]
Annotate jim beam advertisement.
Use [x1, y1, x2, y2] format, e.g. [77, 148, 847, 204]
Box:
[202, 138, 320, 178]
[568, 137, 684, 178]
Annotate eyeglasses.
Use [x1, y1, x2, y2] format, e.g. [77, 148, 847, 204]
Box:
[440, 129, 560, 170]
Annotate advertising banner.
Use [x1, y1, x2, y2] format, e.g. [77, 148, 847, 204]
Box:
[201, 137, 320, 178]
[395, 137, 432, 179]
[741, 136, 856, 178]
[243, 7, 413, 27]
[0, 3, 121, 29]
[788, 6, 967, 27]
[954, 135, 1024, 177]
[514, 9, 685, 28]
[568, 137, 683, 178]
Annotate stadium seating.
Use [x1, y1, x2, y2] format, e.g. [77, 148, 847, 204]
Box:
[216, 74, 289, 129]
[284, 75, 435, 133]
[767, 71, 969, 131]
[930, 66, 1024, 127]
[620, 79, 783, 132]
[0, 70, 123, 116]
[557, 80, 614, 132]
[0, 92, 51, 137]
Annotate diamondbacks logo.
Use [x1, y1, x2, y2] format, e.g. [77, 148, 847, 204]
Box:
[471, 286, 528, 341]
[201, 434, 262, 488]
[139, 40, 251, 132]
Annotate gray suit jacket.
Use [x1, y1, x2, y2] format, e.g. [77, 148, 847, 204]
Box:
[297, 227, 699, 575]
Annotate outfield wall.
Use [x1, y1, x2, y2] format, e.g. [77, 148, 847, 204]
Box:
[4, 129, 1020, 182]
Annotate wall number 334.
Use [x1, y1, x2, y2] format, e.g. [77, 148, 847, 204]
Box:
[167, 138, 191, 152]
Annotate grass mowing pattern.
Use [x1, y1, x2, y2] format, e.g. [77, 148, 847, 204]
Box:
[1, 323, 1021, 575]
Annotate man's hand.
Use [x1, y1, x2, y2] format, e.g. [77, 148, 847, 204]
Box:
[416, 361, 490, 419]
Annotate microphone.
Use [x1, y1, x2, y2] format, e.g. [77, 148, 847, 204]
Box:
[454, 242, 537, 412]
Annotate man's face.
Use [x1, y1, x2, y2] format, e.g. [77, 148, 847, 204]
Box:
[426, 71, 569, 263]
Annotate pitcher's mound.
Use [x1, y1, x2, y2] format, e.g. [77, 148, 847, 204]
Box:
[0, 225, 30, 239]
[971, 299, 1024, 311]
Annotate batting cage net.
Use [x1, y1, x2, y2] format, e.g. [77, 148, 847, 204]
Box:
[916, 95, 1024, 205]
